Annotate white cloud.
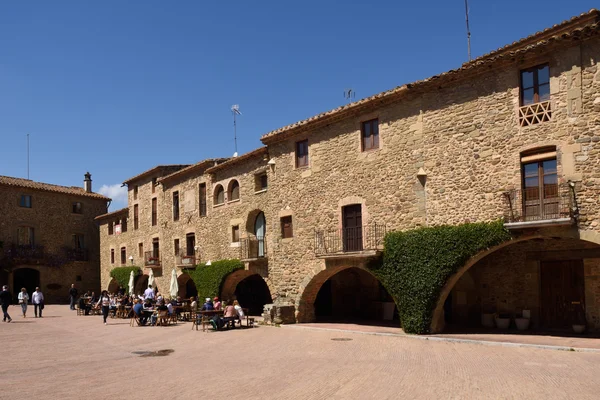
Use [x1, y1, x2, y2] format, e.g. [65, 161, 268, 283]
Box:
[98, 183, 128, 210]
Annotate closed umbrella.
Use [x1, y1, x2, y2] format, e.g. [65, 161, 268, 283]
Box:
[128, 270, 135, 295]
[148, 268, 154, 288]
[170, 269, 179, 299]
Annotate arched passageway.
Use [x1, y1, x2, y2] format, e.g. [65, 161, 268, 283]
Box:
[432, 236, 600, 334]
[177, 274, 198, 299]
[299, 266, 397, 325]
[107, 278, 119, 293]
[13, 268, 40, 301]
[133, 275, 149, 297]
[220, 270, 272, 315]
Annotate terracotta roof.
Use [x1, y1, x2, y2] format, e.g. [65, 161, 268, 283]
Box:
[205, 147, 268, 174]
[122, 165, 190, 185]
[261, 9, 600, 144]
[158, 158, 230, 185]
[0, 175, 111, 200]
[94, 207, 129, 221]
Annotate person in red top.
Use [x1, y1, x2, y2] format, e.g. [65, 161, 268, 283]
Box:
[213, 297, 222, 311]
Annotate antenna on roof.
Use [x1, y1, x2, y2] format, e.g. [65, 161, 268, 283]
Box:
[465, 0, 472, 61]
[27, 133, 30, 179]
[343, 88, 355, 104]
[231, 104, 241, 157]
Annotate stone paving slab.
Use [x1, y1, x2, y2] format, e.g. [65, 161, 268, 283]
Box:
[2, 306, 600, 399]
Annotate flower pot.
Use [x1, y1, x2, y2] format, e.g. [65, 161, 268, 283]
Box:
[572, 324, 586, 334]
[495, 317, 510, 330]
[481, 313, 495, 328]
[515, 318, 530, 331]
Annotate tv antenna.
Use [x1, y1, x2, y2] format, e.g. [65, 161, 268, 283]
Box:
[343, 88, 355, 104]
[27, 133, 30, 179]
[231, 104, 241, 157]
[465, 0, 472, 61]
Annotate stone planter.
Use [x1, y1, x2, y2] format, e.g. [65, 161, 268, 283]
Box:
[515, 318, 530, 331]
[573, 324, 586, 334]
[495, 317, 510, 330]
[481, 313, 495, 328]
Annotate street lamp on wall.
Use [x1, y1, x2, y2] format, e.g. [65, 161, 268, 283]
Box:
[128, 255, 134, 265]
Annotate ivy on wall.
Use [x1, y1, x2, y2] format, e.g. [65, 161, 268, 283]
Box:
[109, 266, 141, 292]
[185, 259, 243, 301]
[369, 220, 511, 334]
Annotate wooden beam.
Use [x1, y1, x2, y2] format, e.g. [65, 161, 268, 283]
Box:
[526, 248, 600, 261]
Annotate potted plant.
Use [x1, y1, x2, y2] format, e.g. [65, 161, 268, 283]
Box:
[571, 302, 586, 334]
[495, 312, 511, 330]
[515, 309, 530, 331]
[481, 305, 496, 328]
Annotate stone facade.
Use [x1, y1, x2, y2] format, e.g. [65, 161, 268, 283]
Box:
[0, 175, 109, 303]
[98, 11, 600, 331]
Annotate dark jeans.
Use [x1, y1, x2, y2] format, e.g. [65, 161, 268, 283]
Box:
[34, 304, 43, 317]
[70, 296, 76, 310]
[102, 306, 109, 323]
[1, 304, 10, 321]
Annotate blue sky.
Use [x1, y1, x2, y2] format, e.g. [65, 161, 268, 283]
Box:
[1, 1, 596, 210]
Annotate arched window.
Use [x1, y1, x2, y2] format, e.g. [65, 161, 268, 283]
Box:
[228, 180, 240, 201]
[214, 185, 225, 205]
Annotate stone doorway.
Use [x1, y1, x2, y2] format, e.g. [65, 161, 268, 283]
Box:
[13, 268, 40, 301]
[234, 274, 272, 316]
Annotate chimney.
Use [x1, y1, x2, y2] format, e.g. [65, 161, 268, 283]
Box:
[84, 172, 92, 193]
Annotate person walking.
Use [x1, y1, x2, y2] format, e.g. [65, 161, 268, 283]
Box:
[18, 288, 30, 318]
[0, 285, 12, 323]
[96, 290, 111, 325]
[68, 284, 78, 310]
[32, 287, 44, 318]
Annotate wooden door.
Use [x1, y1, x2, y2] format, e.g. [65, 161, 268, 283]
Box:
[540, 260, 585, 329]
[522, 159, 558, 221]
[342, 205, 363, 252]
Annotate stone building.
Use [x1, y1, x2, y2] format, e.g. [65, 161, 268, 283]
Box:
[98, 10, 600, 332]
[0, 173, 109, 303]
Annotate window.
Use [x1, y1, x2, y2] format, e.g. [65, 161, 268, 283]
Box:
[108, 222, 114, 235]
[110, 249, 115, 264]
[173, 191, 180, 221]
[520, 64, 550, 106]
[152, 238, 160, 258]
[296, 139, 309, 167]
[151, 198, 157, 226]
[361, 119, 380, 151]
[72, 234, 84, 249]
[17, 226, 34, 246]
[232, 225, 240, 243]
[121, 218, 127, 233]
[152, 178, 157, 194]
[521, 147, 558, 220]
[134, 204, 139, 230]
[214, 185, 225, 205]
[120, 247, 126, 265]
[174, 239, 180, 256]
[19, 195, 32, 208]
[199, 183, 207, 216]
[186, 233, 196, 256]
[133, 185, 138, 200]
[228, 180, 240, 201]
[138, 243, 143, 258]
[255, 173, 268, 192]
[76, 275, 82, 282]
[72, 202, 83, 214]
[281, 216, 293, 239]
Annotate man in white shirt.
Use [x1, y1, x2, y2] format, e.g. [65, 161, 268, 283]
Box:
[143, 285, 154, 300]
[31, 287, 44, 318]
[166, 300, 174, 316]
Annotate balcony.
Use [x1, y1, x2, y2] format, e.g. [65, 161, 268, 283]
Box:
[314, 224, 386, 259]
[144, 251, 161, 267]
[5, 244, 45, 261]
[64, 247, 89, 262]
[240, 237, 267, 261]
[175, 254, 196, 268]
[503, 183, 577, 229]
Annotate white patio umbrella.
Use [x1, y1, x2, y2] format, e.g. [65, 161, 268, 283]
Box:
[128, 270, 135, 295]
[170, 269, 179, 299]
[148, 268, 155, 288]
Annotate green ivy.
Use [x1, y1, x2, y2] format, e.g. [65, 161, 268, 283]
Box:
[110, 266, 141, 292]
[369, 220, 511, 334]
[185, 259, 243, 301]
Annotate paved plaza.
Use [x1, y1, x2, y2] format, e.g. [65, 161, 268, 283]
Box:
[2, 306, 600, 399]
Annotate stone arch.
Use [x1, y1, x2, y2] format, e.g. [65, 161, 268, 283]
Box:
[213, 184, 225, 205]
[430, 229, 600, 333]
[133, 274, 149, 297]
[227, 179, 240, 201]
[296, 263, 395, 323]
[107, 278, 119, 293]
[177, 273, 197, 299]
[220, 269, 273, 315]
[245, 209, 265, 235]
[13, 267, 40, 300]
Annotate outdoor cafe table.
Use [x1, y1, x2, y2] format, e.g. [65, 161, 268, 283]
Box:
[195, 310, 224, 332]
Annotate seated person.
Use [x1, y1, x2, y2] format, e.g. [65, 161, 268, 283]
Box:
[109, 295, 118, 316]
[78, 297, 91, 315]
[143, 299, 153, 310]
[166, 300, 174, 316]
[90, 292, 98, 303]
[173, 296, 182, 307]
[233, 300, 245, 320]
[132, 299, 147, 325]
[222, 303, 238, 328]
[151, 302, 169, 325]
[200, 298, 214, 311]
[213, 297, 222, 311]
[190, 297, 198, 312]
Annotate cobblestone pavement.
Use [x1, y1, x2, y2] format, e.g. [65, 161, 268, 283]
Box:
[2, 306, 600, 400]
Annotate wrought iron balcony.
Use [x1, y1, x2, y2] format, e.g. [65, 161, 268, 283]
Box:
[240, 236, 267, 261]
[5, 244, 45, 260]
[175, 254, 196, 267]
[314, 224, 386, 257]
[144, 251, 161, 267]
[64, 247, 89, 262]
[503, 183, 577, 228]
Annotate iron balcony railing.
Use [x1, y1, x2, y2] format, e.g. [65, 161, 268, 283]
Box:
[314, 224, 386, 256]
[64, 247, 89, 262]
[5, 244, 45, 260]
[503, 183, 577, 223]
[144, 250, 161, 267]
[175, 254, 196, 267]
[240, 236, 267, 260]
